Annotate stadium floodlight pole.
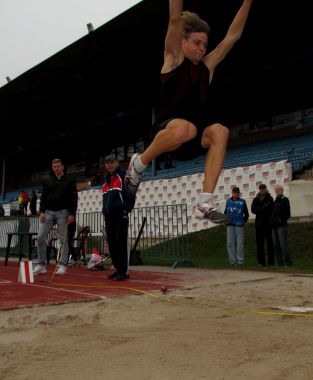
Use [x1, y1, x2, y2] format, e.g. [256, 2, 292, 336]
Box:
[1, 157, 6, 201]
[87, 23, 94, 33]
[151, 107, 157, 177]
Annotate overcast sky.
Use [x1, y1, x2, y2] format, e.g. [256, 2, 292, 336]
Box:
[0, 0, 141, 88]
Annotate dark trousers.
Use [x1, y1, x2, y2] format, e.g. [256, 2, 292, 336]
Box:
[105, 213, 129, 275]
[255, 226, 275, 266]
[68, 221, 77, 261]
[272, 226, 293, 266]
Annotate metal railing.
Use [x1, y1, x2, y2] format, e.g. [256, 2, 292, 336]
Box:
[288, 148, 313, 179]
[76, 204, 190, 267]
[129, 204, 190, 267]
[1, 204, 190, 267]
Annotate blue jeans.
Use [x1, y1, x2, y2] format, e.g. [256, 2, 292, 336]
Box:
[227, 225, 245, 265]
[37, 209, 69, 266]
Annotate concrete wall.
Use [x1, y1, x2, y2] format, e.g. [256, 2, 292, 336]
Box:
[289, 180, 313, 218]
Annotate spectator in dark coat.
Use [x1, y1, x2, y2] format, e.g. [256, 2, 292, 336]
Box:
[271, 184, 292, 266]
[30, 191, 38, 215]
[251, 184, 274, 266]
[33, 158, 78, 276]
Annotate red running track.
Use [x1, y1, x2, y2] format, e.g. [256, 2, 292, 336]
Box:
[0, 261, 187, 310]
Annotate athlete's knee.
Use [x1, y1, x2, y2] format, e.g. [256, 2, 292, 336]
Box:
[201, 123, 229, 147]
[206, 123, 229, 142]
[170, 120, 197, 145]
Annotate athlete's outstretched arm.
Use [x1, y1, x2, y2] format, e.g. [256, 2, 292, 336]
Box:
[162, 0, 184, 74]
[204, 0, 254, 80]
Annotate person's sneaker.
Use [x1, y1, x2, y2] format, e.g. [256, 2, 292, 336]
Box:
[107, 271, 118, 279]
[33, 264, 47, 276]
[72, 260, 81, 267]
[195, 203, 230, 224]
[125, 153, 143, 195]
[114, 274, 129, 281]
[55, 265, 67, 275]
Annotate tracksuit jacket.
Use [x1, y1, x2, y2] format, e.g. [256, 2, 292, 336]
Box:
[102, 168, 135, 219]
[224, 197, 249, 226]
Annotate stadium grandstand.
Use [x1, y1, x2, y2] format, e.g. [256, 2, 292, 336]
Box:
[0, 0, 312, 227]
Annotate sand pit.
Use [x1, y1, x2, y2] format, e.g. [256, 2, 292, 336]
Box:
[1, 266, 313, 380]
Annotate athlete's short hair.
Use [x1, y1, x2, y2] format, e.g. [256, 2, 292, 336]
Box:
[181, 11, 211, 38]
[52, 158, 63, 166]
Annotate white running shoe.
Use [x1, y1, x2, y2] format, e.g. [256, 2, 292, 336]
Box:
[195, 203, 230, 224]
[33, 264, 47, 276]
[55, 265, 67, 275]
[125, 153, 143, 195]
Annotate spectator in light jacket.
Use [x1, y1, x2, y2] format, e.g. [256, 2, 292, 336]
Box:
[224, 187, 249, 265]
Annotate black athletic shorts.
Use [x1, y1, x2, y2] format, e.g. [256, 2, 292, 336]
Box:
[152, 118, 207, 161]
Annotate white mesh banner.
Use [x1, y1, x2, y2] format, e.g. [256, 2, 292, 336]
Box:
[77, 160, 291, 232]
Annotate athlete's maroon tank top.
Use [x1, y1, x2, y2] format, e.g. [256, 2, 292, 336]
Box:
[156, 58, 211, 127]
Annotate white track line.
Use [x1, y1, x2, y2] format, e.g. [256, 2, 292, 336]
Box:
[0, 279, 12, 284]
[25, 282, 107, 299]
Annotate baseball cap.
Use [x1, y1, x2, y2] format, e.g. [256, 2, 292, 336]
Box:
[104, 154, 118, 162]
[232, 186, 240, 193]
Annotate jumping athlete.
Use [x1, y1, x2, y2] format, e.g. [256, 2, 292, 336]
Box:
[125, 0, 255, 223]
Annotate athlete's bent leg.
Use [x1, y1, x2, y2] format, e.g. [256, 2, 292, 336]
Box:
[195, 123, 230, 223]
[126, 119, 197, 194]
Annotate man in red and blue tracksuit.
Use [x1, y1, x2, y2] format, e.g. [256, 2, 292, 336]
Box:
[102, 154, 136, 281]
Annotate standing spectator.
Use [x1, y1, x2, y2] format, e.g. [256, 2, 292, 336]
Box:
[224, 187, 249, 266]
[18, 193, 23, 215]
[33, 158, 78, 276]
[67, 219, 78, 265]
[271, 184, 293, 266]
[92, 172, 102, 186]
[0, 204, 5, 216]
[102, 154, 135, 281]
[18, 191, 29, 215]
[29, 191, 38, 216]
[251, 184, 275, 266]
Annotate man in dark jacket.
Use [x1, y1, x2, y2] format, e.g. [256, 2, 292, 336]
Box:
[271, 184, 292, 266]
[30, 191, 38, 215]
[33, 158, 78, 276]
[102, 155, 135, 281]
[251, 184, 274, 266]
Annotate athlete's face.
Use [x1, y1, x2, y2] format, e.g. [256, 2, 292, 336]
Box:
[182, 32, 208, 64]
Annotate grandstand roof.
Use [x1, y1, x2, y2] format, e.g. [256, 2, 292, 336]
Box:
[0, 0, 312, 168]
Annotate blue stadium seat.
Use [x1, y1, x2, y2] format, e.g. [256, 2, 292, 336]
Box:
[142, 131, 313, 181]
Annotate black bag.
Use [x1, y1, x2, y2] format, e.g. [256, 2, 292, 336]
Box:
[129, 250, 143, 265]
[129, 217, 146, 266]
